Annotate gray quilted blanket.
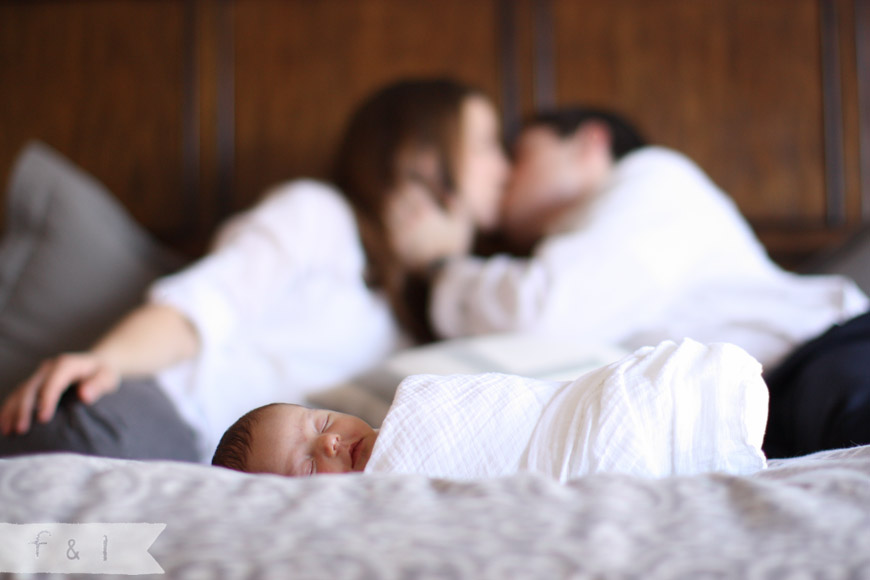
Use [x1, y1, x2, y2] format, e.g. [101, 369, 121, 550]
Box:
[1, 446, 869, 579]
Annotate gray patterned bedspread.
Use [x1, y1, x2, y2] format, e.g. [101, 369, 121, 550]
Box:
[1, 446, 870, 579]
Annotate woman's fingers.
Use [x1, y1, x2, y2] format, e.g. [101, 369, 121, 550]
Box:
[35, 355, 100, 423]
[0, 390, 24, 436]
[14, 388, 39, 435]
[77, 366, 119, 404]
[0, 362, 48, 435]
[0, 389, 23, 435]
[0, 354, 117, 436]
[14, 363, 49, 433]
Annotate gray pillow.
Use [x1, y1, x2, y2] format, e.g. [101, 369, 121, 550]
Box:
[0, 142, 185, 395]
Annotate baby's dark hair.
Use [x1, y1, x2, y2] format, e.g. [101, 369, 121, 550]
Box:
[211, 403, 282, 472]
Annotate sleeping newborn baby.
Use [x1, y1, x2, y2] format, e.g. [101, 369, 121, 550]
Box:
[213, 401, 377, 476]
[213, 338, 770, 480]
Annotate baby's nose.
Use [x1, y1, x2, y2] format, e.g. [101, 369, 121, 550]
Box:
[318, 433, 340, 458]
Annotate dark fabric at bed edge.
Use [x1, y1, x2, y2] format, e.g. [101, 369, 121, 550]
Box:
[0, 377, 199, 461]
[763, 310, 870, 458]
[0, 141, 197, 460]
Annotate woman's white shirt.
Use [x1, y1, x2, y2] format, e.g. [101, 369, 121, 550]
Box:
[149, 180, 402, 460]
[431, 147, 868, 368]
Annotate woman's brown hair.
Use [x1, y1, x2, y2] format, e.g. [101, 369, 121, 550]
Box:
[333, 78, 481, 343]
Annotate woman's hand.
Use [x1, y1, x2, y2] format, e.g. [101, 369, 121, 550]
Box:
[0, 352, 120, 436]
[385, 182, 475, 272]
[0, 303, 200, 436]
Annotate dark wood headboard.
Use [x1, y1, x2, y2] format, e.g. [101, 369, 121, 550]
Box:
[2, 0, 867, 266]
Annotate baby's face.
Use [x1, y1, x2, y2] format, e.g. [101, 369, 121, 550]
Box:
[245, 404, 378, 477]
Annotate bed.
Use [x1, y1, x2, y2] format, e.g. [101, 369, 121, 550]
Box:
[1, 445, 869, 578]
[3, 143, 870, 577]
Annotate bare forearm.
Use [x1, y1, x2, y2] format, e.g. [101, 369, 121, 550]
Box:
[91, 303, 200, 376]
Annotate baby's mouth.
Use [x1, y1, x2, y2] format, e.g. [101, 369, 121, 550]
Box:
[350, 439, 362, 470]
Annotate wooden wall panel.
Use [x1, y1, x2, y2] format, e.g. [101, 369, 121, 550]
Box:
[856, 0, 870, 221]
[0, 1, 189, 243]
[838, 0, 861, 227]
[0, 0, 863, 266]
[549, 0, 828, 228]
[231, 0, 502, 212]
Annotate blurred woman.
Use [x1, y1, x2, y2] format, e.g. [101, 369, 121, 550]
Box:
[0, 78, 509, 461]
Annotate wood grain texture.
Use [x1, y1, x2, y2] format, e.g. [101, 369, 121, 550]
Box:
[856, 0, 870, 221]
[0, 0, 862, 266]
[834, 0, 861, 227]
[0, 1, 189, 244]
[549, 0, 828, 228]
[498, 0, 521, 137]
[231, 0, 502, 212]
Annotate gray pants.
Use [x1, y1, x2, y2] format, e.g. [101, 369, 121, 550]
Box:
[0, 378, 199, 462]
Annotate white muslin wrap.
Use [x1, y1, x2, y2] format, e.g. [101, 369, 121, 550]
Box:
[364, 339, 768, 481]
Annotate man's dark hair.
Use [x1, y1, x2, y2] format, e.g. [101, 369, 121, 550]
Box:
[211, 403, 281, 472]
[527, 107, 647, 160]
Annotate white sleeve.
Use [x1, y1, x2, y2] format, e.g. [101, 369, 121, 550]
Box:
[148, 180, 361, 350]
[430, 255, 551, 338]
[430, 235, 670, 343]
[431, 148, 737, 342]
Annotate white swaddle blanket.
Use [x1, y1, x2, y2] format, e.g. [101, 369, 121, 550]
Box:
[365, 339, 768, 480]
